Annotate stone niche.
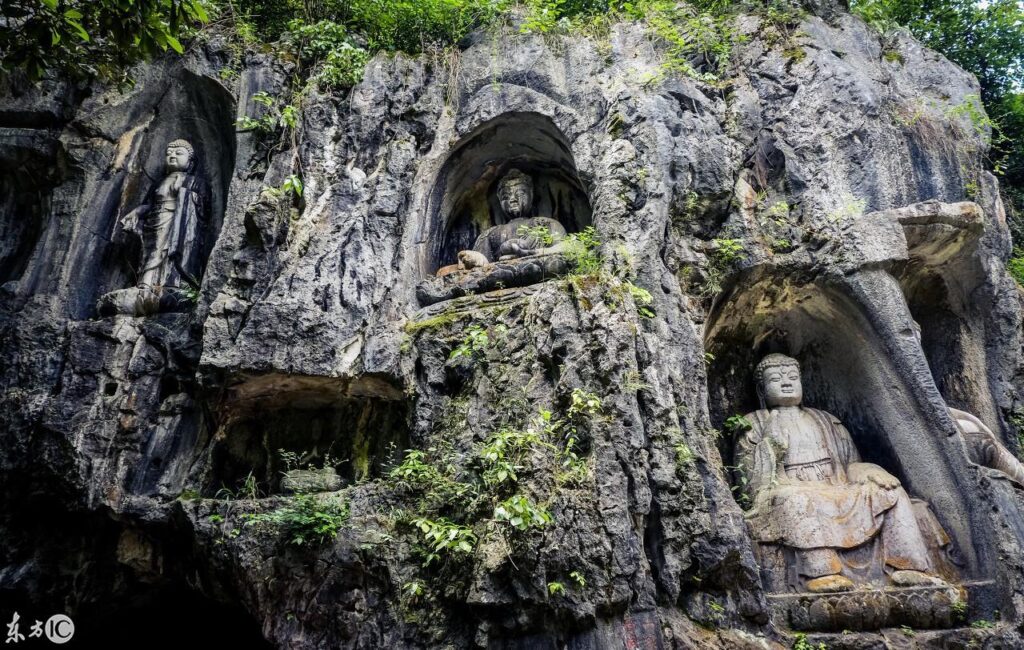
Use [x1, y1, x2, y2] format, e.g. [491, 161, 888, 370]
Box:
[893, 201, 999, 431]
[204, 375, 409, 496]
[93, 71, 236, 318]
[414, 112, 592, 306]
[703, 272, 1004, 631]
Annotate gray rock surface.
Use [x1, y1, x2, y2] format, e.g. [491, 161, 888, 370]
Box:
[2, 6, 1024, 649]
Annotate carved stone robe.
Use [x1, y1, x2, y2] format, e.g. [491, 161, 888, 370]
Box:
[736, 408, 905, 553]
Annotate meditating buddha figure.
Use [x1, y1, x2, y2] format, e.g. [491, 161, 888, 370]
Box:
[735, 353, 947, 593]
[471, 169, 566, 262]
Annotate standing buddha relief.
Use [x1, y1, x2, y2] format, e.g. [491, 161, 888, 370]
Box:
[734, 353, 953, 594]
[98, 139, 206, 317]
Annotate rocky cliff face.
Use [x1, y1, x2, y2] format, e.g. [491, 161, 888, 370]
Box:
[2, 2, 1024, 648]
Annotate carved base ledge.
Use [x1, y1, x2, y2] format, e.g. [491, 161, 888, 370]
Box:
[415, 252, 568, 307]
[769, 583, 972, 632]
[413, 285, 542, 322]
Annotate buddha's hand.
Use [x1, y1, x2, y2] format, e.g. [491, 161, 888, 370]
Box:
[847, 462, 900, 489]
[120, 207, 147, 234]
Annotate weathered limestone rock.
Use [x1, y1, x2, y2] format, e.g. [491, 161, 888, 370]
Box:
[2, 5, 1024, 650]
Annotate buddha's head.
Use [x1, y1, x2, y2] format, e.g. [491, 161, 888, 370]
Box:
[755, 353, 803, 408]
[497, 169, 533, 219]
[165, 139, 195, 173]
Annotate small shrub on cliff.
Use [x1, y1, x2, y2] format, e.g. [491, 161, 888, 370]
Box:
[1008, 250, 1024, 287]
[791, 633, 826, 650]
[281, 19, 369, 89]
[449, 324, 490, 362]
[244, 493, 349, 546]
[388, 391, 600, 573]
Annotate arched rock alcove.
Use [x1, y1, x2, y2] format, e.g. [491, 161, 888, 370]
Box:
[201, 375, 409, 496]
[93, 70, 236, 313]
[893, 206, 999, 433]
[703, 269, 1002, 596]
[419, 112, 592, 276]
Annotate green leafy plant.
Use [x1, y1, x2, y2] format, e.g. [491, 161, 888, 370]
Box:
[402, 579, 425, 601]
[261, 174, 304, 200]
[319, 43, 370, 89]
[711, 238, 744, 265]
[180, 283, 201, 304]
[449, 325, 490, 361]
[411, 517, 477, 563]
[517, 224, 556, 246]
[570, 570, 586, 588]
[565, 226, 602, 276]
[1009, 251, 1024, 288]
[493, 494, 553, 530]
[244, 492, 349, 546]
[791, 632, 827, 650]
[0, 0, 210, 81]
[724, 414, 752, 435]
[675, 440, 695, 468]
[236, 92, 299, 136]
[625, 281, 655, 318]
[952, 599, 968, 621]
[547, 581, 566, 595]
[215, 470, 262, 500]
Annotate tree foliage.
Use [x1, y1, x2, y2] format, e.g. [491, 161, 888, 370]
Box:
[0, 0, 211, 81]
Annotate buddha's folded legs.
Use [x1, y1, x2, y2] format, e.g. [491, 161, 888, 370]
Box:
[879, 486, 931, 572]
[796, 547, 843, 579]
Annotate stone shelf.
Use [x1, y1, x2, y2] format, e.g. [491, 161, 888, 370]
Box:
[767, 581, 995, 632]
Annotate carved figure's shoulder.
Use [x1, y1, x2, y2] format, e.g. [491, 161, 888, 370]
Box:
[742, 410, 770, 439]
[803, 407, 843, 425]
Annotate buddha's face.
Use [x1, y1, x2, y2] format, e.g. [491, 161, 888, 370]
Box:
[166, 144, 193, 172]
[761, 363, 803, 407]
[498, 177, 532, 219]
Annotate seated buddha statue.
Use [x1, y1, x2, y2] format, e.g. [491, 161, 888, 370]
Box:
[469, 169, 566, 263]
[734, 353, 949, 593]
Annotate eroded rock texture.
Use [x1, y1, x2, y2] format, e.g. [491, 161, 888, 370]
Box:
[3, 3, 1024, 648]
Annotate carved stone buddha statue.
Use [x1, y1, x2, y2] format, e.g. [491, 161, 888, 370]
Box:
[909, 322, 1024, 485]
[98, 139, 205, 316]
[734, 353, 948, 593]
[470, 169, 566, 263]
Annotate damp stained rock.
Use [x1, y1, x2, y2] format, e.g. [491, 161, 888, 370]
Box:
[2, 4, 1024, 649]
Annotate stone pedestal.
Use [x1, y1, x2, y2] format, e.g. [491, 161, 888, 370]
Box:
[280, 468, 343, 494]
[768, 583, 969, 632]
[416, 253, 568, 306]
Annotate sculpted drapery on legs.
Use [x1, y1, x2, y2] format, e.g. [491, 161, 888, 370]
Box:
[735, 353, 946, 593]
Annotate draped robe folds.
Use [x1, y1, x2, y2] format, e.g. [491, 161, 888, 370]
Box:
[98, 172, 205, 317]
[135, 174, 204, 289]
[735, 408, 928, 568]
